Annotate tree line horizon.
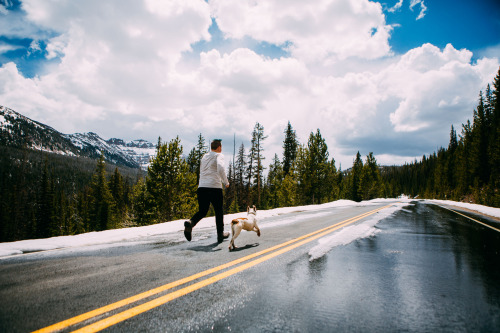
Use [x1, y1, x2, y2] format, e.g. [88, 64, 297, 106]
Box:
[1, 67, 499, 242]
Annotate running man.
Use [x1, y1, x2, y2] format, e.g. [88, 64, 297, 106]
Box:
[184, 139, 230, 243]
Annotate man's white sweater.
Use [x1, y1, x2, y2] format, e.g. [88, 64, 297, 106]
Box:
[198, 151, 229, 189]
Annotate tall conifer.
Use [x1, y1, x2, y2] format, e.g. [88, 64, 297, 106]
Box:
[283, 121, 298, 175]
[235, 143, 247, 209]
[146, 137, 196, 222]
[351, 152, 363, 202]
[89, 155, 114, 231]
[37, 160, 54, 237]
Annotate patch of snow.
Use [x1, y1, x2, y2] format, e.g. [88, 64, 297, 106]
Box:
[308, 202, 413, 261]
[425, 199, 500, 218]
[0, 199, 417, 258]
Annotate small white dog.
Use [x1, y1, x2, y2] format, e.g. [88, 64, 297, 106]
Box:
[229, 205, 261, 251]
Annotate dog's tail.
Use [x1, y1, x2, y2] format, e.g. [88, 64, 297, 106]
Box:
[230, 219, 239, 237]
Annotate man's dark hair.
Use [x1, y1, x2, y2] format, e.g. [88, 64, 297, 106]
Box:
[211, 139, 222, 150]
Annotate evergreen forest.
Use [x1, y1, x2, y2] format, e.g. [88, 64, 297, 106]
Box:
[1, 68, 499, 242]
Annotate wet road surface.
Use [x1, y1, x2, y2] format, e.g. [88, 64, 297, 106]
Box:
[1, 201, 499, 332]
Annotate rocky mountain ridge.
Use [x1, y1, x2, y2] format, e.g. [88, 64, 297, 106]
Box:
[0, 105, 155, 169]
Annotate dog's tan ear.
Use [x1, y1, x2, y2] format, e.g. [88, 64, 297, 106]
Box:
[253, 205, 257, 211]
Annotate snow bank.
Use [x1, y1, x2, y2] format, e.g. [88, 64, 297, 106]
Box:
[0, 199, 390, 258]
[9, 197, 492, 259]
[3, 197, 495, 259]
[308, 202, 411, 261]
[307, 199, 500, 261]
[425, 199, 500, 219]
[0, 223, 183, 257]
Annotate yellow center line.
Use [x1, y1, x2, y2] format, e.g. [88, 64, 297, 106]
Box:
[33, 204, 392, 333]
[437, 205, 500, 233]
[71, 204, 392, 333]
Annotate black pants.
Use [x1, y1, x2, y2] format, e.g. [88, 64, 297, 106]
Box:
[190, 187, 224, 236]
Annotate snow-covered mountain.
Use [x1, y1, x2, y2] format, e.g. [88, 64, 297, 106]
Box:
[0, 105, 155, 169]
[105, 138, 156, 168]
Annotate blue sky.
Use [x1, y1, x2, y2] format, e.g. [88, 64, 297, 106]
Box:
[379, 0, 500, 56]
[0, 0, 499, 167]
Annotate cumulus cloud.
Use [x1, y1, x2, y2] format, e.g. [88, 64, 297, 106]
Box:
[210, 0, 393, 63]
[1, 0, 213, 127]
[327, 43, 498, 163]
[384, 44, 497, 133]
[0, 0, 498, 168]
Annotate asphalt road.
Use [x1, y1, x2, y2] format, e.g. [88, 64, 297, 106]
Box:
[1, 201, 499, 332]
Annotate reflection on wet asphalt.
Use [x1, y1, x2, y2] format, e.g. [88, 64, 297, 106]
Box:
[203, 201, 500, 332]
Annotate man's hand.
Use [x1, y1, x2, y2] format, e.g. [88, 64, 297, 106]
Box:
[225, 183, 230, 188]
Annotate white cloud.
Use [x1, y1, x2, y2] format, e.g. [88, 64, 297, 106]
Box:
[388, 0, 404, 13]
[28, 40, 41, 52]
[0, 42, 21, 54]
[210, 0, 393, 63]
[383, 44, 497, 133]
[0, 0, 13, 14]
[0, 0, 498, 168]
[3, 0, 213, 126]
[410, 0, 427, 20]
[476, 43, 500, 61]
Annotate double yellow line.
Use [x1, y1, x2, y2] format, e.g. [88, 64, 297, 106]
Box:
[34, 204, 392, 333]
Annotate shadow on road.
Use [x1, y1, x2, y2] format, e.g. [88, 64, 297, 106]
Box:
[229, 243, 260, 252]
[188, 242, 222, 252]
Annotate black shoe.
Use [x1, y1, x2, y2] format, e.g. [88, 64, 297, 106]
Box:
[184, 221, 192, 241]
[217, 231, 229, 244]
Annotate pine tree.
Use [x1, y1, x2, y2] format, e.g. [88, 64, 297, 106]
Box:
[267, 154, 283, 208]
[254, 123, 267, 205]
[447, 126, 458, 199]
[77, 186, 91, 233]
[488, 68, 500, 206]
[456, 120, 473, 197]
[282, 121, 298, 175]
[0, 151, 6, 240]
[246, 141, 254, 205]
[303, 129, 329, 204]
[471, 92, 489, 187]
[433, 147, 448, 198]
[351, 152, 363, 202]
[89, 155, 115, 231]
[358, 152, 383, 200]
[485, 84, 494, 123]
[325, 158, 339, 201]
[146, 137, 196, 222]
[187, 148, 197, 173]
[247, 123, 267, 205]
[187, 134, 207, 184]
[37, 160, 54, 238]
[52, 189, 68, 236]
[224, 163, 237, 213]
[235, 143, 247, 209]
[109, 167, 126, 223]
[68, 191, 84, 235]
[448, 125, 458, 152]
[281, 168, 298, 207]
[131, 177, 153, 225]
